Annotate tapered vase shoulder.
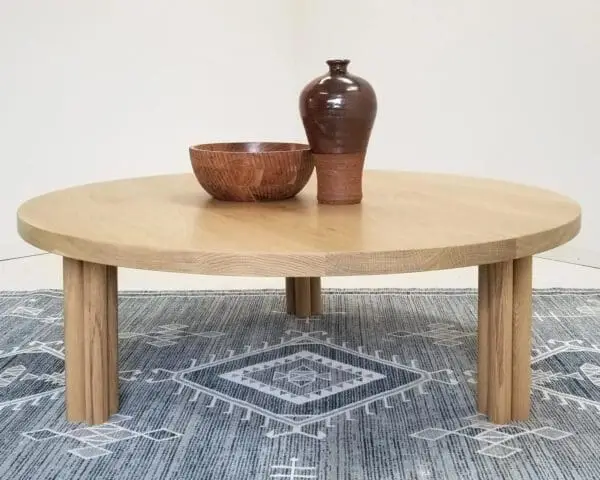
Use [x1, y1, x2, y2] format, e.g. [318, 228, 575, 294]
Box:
[299, 59, 377, 155]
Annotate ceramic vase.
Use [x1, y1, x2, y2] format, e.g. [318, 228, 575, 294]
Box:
[299, 59, 377, 205]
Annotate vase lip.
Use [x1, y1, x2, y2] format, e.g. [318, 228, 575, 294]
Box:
[326, 59, 350, 74]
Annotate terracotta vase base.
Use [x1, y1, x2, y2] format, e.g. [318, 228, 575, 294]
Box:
[314, 153, 365, 205]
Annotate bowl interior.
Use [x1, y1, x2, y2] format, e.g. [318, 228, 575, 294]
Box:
[190, 142, 309, 154]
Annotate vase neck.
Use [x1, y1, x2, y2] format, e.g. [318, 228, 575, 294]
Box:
[327, 59, 350, 75]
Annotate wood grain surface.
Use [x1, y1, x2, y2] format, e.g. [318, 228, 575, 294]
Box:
[477, 264, 490, 414]
[189, 142, 313, 202]
[83, 262, 109, 424]
[487, 261, 514, 424]
[106, 265, 119, 415]
[285, 277, 322, 317]
[17, 171, 581, 276]
[293, 277, 312, 317]
[511, 256, 533, 420]
[63, 257, 85, 422]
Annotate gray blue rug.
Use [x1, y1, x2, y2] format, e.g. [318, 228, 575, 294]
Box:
[1, 288, 600, 479]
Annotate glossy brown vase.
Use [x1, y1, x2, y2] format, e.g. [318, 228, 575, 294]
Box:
[299, 59, 377, 205]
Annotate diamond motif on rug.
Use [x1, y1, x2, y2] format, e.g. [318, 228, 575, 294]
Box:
[220, 350, 385, 405]
[411, 414, 573, 459]
[182, 339, 420, 423]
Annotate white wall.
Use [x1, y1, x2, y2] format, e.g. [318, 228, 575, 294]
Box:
[2, 1, 599, 265]
[0, 0, 303, 258]
[294, 0, 600, 265]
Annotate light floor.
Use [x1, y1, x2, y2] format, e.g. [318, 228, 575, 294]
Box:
[0, 254, 599, 290]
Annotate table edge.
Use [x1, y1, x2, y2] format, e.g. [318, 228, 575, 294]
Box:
[16, 210, 581, 276]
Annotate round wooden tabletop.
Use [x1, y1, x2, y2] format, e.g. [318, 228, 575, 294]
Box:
[17, 171, 581, 276]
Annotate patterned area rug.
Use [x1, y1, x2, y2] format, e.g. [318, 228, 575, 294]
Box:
[1, 289, 600, 479]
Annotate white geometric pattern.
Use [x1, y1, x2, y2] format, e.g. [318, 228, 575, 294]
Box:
[412, 414, 573, 459]
[576, 298, 600, 315]
[0, 340, 143, 414]
[147, 330, 458, 440]
[580, 363, 600, 387]
[22, 414, 182, 459]
[20, 371, 65, 386]
[0, 365, 26, 387]
[119, 323, 224, 347]
[531, 339, 600, 412]
[270, 458, 317, 479]
[465, 339, 600, 414]
[0, 341, 65, 412]
[390, 322, 475, 347]
[220, 350, 385, 405]
[275, 365, 330, 388]
[4, 295, 63, 325]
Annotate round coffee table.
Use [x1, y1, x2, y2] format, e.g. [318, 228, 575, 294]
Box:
[17, 171, 581, 426]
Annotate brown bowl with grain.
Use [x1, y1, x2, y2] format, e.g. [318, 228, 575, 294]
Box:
[189, 142, 314, 202]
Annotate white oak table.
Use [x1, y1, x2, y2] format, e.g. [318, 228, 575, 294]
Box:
[17, 171, 581, 425]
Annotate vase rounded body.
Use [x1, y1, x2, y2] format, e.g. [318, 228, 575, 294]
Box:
[299, 59, 377, 204]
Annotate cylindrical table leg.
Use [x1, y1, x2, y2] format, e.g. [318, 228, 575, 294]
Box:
[83, 262, 110, 424]
[64, 260, 120, 425]
[487, 261, 514, 424]
[285, 277, 323, 317]
[294, 277, 312, 318]
[285, 277, 296, 314]
[512, 256, 533, 420]
[477, 265, 490, 414]
[63, 257, 85, 422]
[310, 277, 322, 315]
[106, 265, 119, 415]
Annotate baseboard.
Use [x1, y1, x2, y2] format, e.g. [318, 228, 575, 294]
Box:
[537, 245, 600, 269]
[0, 241, 42, 262]
[0, 252, 48, 263]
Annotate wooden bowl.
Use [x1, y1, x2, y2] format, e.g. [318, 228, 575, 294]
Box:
[189, 142, 314, 201]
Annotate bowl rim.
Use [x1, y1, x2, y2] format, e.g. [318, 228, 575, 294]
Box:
[189, 141, 311, 154]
